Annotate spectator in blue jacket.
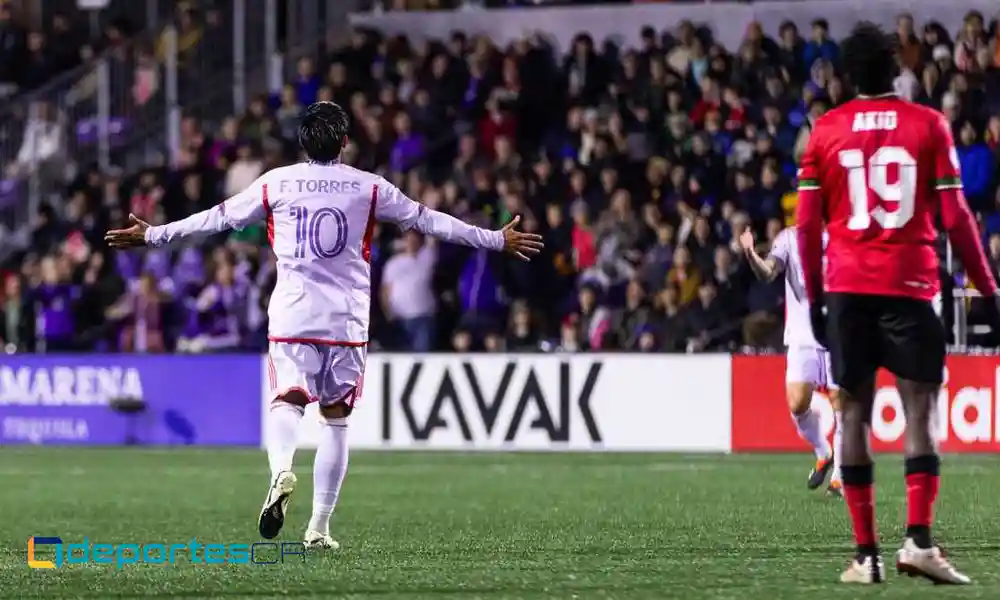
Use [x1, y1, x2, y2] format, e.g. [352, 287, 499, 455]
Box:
[957, 121, 995, 212]
[293, 56, 321, 106]
[803, 19, 839, 70]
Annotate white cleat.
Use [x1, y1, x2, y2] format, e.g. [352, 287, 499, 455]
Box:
[896, 538, 971, 585]
[840, 555, 885, 584]
[258, 471, 297, 540]
[304, 530, 340, 550]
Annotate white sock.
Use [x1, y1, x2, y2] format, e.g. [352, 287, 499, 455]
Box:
[307, 417, 349, 535]
[792, 408, 830, 459]
[267, 402, 303, 481]
[831, 410, 843, 484]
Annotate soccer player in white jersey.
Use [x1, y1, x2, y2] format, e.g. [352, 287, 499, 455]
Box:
[740, 226, 843, 497]
[106, 101, 544, 548]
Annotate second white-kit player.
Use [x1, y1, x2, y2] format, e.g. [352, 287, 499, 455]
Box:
[106, 101, 544, 548]
[740, 226, 843, 497]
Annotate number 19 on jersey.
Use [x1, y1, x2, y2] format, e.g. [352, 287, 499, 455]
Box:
[838, 146, 917, 232]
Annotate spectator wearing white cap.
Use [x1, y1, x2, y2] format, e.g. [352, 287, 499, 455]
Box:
[894, 61, 919, 101]
[932, 44, 954, 74]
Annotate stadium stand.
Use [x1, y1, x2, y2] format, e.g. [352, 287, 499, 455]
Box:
[1, 1, 998, 355]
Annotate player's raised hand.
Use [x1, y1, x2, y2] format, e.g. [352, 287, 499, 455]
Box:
[738, 229, 755, 252]
[500, 215, 544, 261]
[105, 213, 151, 249]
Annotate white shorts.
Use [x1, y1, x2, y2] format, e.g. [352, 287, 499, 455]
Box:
[267, 342, 367, 409]
[785, 346, 837, 390]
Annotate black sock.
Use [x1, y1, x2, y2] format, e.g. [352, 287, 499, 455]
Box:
[906, 525, 932, 549]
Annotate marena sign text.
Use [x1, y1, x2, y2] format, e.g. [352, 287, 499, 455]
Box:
[0, 365, 144, 406]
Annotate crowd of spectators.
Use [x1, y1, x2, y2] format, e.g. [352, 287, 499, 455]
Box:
[0, 1, 243, 209]
[0, 2, 133, 98]
[2, 5, 1000, 354]
[367, 0, 629, 10]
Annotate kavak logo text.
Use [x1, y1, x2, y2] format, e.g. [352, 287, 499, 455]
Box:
[382, 359, 603, 444]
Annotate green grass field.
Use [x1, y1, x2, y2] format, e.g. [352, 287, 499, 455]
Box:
[2, 449, 999, 599]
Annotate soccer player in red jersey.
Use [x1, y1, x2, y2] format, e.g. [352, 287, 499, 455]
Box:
[795, 23, 1000, 585]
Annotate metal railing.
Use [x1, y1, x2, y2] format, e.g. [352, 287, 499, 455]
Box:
[0, 0, 180, 258]
[945, 241, 996, 349]
[0, 47, 133, 257]
[0, 0, 367, 261]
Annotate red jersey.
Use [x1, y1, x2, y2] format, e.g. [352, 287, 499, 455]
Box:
[795, 95, 998, 303]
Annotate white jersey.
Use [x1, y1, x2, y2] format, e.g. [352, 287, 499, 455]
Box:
[769, 226, 827, 348]
[145, 160, 504, 345]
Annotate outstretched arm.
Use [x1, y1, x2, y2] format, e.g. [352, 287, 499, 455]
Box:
[108, 179, 269, 249]
[375, 182, 503, 249]
[374, 181, 542, 260]
[144, 204, 234, 247]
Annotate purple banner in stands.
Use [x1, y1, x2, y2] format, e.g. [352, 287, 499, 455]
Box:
[0, 355, 263, 446]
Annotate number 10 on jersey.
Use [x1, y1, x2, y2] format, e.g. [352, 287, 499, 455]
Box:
[839, 147, 917, 232]
[291, 206, 350, 259]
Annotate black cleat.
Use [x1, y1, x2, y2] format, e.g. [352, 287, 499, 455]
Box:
[807, 454, 835, 490]
[258, 471, 297, 539]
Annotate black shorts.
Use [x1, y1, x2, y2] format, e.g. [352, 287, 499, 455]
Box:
[826, 292, 945, 393]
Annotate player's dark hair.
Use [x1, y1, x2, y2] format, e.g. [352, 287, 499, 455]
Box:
[298, 101, 349, 164]
[841, 22, 897, 97]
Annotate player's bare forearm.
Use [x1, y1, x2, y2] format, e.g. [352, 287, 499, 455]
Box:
[940, 189, 1000, 296]
[744, 248, 781, 282]
[412, 206, 504, 251]
[145, 205, 232, 247]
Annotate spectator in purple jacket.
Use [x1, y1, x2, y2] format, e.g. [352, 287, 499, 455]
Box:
[390, 112, 425, 173]
[173, 247, 206, 293]
[458, 246, 506, 331]
[33, 255, 81, 352]
[106, 272, 166, 353]
[176, 258, 246, 353]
